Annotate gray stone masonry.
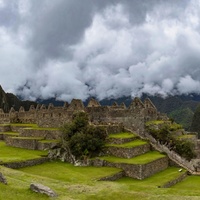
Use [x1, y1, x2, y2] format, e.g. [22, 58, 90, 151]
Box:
[90, 156, 169, 180]
[3, 157, 49, 169]
[106, 136, 139, 145]
[106, 143, 150, 158]
[6, 137, 43, 150]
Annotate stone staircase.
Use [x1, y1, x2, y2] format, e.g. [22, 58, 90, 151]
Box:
[90, 132, 169, 180]
[0, 124, 60, 150]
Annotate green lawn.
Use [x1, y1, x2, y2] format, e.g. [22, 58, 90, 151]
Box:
[10, 123, 38, 127]
[99, 151, 166, 164]
[0, 157, 200, 199]
[23, 127, 59, 131]
[106, 139, 148, 148]
[0, 141, 47, 163]
[0, 132, 19, 136]
[108, 132, 137, 139]
[1, 162, 199, 200]
[10, 137, 44, 140]
[19, 161, 122, 183]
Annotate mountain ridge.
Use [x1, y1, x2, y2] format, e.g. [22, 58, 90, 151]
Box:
[0, 85, 199, 130]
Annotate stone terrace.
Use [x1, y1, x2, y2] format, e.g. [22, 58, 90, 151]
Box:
[0, 124, 60, 150]
[90, 131, 169, 180]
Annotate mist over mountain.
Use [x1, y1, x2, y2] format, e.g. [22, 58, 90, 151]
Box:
[0, 86, 36, 112]
[0, 82, 199, 130]
[1, 1, 200, 101]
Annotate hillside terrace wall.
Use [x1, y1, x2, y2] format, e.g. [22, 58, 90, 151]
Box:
[90, 156, 168, 180]
[20, 129, 61, 140]
[6, 137, 41, 150]
[106, 143, 150, 158]
[2, 157, 49, 169]
[0, 98, 158, 131]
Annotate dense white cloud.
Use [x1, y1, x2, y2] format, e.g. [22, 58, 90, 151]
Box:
[0, 0, 200, 101]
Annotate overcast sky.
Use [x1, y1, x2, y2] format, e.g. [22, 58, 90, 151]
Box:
[1, 0, 200, 101]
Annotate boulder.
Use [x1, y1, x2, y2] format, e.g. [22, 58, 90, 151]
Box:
[0, 172, 7, 185]
[30, 183, 57, 197]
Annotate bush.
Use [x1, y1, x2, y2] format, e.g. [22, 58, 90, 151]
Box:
[147, 123, 196, 161]
[61, 111, 106, 160]
[174, 139, 196, 161]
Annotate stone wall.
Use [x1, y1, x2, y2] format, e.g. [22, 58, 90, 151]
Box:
[90, 156, 168, 180]
[106, 143, 150, 159]
[160, 171, 188, 188]
[106, 137, 137, 145]
[97, 124, 125, 135]
[0, 98, 158, 132]
[20, 129, 61, 140]
[139, 157, 169, 179]
[6, 137, 42, 150]
[98, 171, 125, 181]
[2, 157, 49, 169]
[0, 125, 11, 132]
[37, 141, 60, 151]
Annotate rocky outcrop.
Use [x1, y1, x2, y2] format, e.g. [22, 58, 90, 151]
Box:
[48, 146, 76, 164]
[0, 172, 7, 185]
[30, 183, 57, 197]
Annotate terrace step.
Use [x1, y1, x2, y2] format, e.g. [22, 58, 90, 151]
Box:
[116, 167, 187, 188]
[6, 136, 44, 150]
[37, 140, 60, 150]
[20, 128, 60, 140]
[91, 151, 168, 180]
[0, 132, 20, 140]
[107, 132, 139, 145]
[10, 124, 38, 132]
[106, 139, 150, 158]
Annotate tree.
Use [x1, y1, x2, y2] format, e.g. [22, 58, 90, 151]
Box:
[191, 104, 200, 135]
[61, 111, 107, 160]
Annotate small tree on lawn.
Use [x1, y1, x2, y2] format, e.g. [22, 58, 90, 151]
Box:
[61, 111, 107, 160]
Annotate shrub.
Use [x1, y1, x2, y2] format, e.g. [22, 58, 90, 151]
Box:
[61, 111, 106, 160]
[146, 122, 196, 161]
[174, 139, 196, 161]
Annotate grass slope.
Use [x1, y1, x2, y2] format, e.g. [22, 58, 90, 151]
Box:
[108, 132, 137, 139]
[106, 139, 147, 148]
[1, 163, 199, 200]
[0, 141, 47, 163]
[0, 132, 19, 136]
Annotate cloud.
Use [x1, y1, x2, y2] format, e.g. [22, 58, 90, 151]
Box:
[177, 75, 200, 94]
[1, 0, 200, 101]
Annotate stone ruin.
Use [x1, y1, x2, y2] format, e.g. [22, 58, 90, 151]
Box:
[0, 97, 160, 134]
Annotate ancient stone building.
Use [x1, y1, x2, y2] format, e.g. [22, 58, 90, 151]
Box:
[0, 98, 158, 134]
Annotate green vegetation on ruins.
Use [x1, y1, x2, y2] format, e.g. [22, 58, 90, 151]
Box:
[106, 139, 148, 148]
[60, 111, 107, 159]
[191, 104, 200, 135]
[108, 132, 137, 139]
[23, 127, 59, 131]
[146, 120, 196, 161]
[0, 119, 200, 199]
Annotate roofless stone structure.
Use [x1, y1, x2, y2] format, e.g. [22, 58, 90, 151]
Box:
[0, 98, 162, 134]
